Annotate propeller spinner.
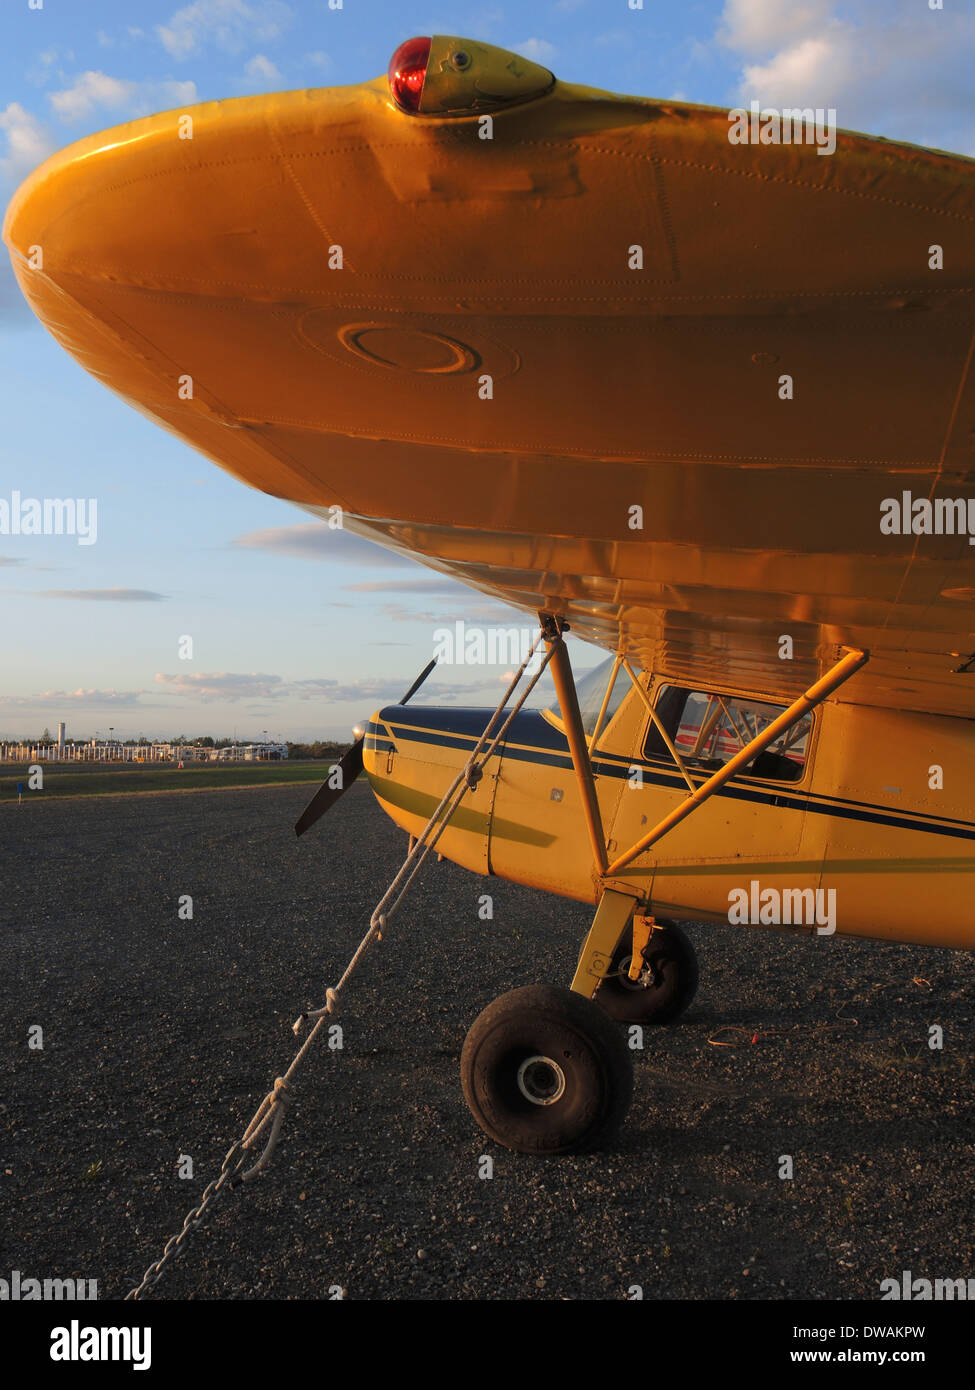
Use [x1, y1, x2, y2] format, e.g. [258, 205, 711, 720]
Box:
[294, 659, 436, 837]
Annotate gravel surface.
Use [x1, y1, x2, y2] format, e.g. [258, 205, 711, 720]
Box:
[1, 782, 972, 1301]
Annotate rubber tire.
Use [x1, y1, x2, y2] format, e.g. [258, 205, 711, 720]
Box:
[461, 984, 634, 1155]
[596, 920, 699, 1025]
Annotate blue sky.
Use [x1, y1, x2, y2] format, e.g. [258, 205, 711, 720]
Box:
[2, 0, 974, 740]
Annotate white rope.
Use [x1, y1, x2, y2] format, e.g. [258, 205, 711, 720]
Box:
[126, 626, 554, 1299]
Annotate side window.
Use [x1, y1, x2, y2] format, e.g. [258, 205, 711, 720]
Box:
[644, 685, 812, 783]
[546, 655, 636, 736]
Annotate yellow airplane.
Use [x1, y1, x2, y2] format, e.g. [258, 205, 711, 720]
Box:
[5, 37, 975, 1156]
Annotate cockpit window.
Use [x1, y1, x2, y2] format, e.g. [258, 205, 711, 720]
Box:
[546, 655, 634, 736]
[644, 685, 811, 783]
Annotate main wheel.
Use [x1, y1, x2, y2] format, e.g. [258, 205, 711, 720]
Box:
[460, 984, 633, 1155]
[596, 920, 699, 1025]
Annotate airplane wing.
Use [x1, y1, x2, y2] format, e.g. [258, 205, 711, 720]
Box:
[5, 37, 975, 715]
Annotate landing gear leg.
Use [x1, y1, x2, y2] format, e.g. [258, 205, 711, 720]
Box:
[596, 919, 699, 1025]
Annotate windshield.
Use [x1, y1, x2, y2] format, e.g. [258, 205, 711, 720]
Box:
[546, 655, 633, 736]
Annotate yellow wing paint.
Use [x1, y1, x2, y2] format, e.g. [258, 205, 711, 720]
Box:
[5, 42, 975, 715]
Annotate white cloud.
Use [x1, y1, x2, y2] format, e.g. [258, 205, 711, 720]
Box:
[232, 524, 416, 567]
[514, 38, 557, 65]
[290, 676, 493, 703]
[0, 102, 54, 184]
[47, 72, 198, 124]
[156, 79, 199, 109]
[740, 34, 855, 108]
[151, 670, 491, 705]
[0, 687, 146, 707]
[343, 578, 468, 596]
[719, 0, 837, 54]
[157, 0, 293, 60]
[716, 0, 975, 155]
[243, 53, 281, 85]
[33, 588, 168, 602]
[366, 594, 523, 628]
[49, 71, 138, 122]
[155, 671, 286, 701]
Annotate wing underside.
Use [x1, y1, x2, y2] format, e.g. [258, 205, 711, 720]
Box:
[5, 75, 975, 715]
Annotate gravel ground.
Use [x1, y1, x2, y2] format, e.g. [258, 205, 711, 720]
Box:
[1, 781, 972, 1301]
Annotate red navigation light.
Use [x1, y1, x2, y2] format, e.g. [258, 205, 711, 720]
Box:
[388, 36, 431, 114]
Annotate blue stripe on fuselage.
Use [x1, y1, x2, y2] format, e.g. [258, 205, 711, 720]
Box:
[370, 706, 975, 844]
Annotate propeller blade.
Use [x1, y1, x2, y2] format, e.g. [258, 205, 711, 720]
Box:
[294, 658, 437, 837]
[294, 739, 364, 838]
[398, 658, 437, 705]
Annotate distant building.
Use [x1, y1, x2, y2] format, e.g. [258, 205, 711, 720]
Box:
[0, 736, 288, 763]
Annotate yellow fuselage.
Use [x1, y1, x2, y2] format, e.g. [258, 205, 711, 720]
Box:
[365, 676, 974, 950]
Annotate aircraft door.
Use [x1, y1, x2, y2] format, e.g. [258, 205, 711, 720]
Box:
[608, 679, 813, 917]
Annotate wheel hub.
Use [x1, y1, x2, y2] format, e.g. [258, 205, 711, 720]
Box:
[516, 1054, 566, 1105]
[616, 957, 657, 990]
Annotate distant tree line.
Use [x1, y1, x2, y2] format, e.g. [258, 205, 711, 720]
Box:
[285, 740, 349, 759]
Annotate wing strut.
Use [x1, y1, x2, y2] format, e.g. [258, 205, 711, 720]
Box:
[543, 614, 609, 875]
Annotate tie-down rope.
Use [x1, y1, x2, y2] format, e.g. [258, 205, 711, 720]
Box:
[126, 631, 554, 1299]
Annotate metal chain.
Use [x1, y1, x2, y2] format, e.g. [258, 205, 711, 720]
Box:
[125, 630, 553, 1300]
[125, 1142, 248, 1300]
